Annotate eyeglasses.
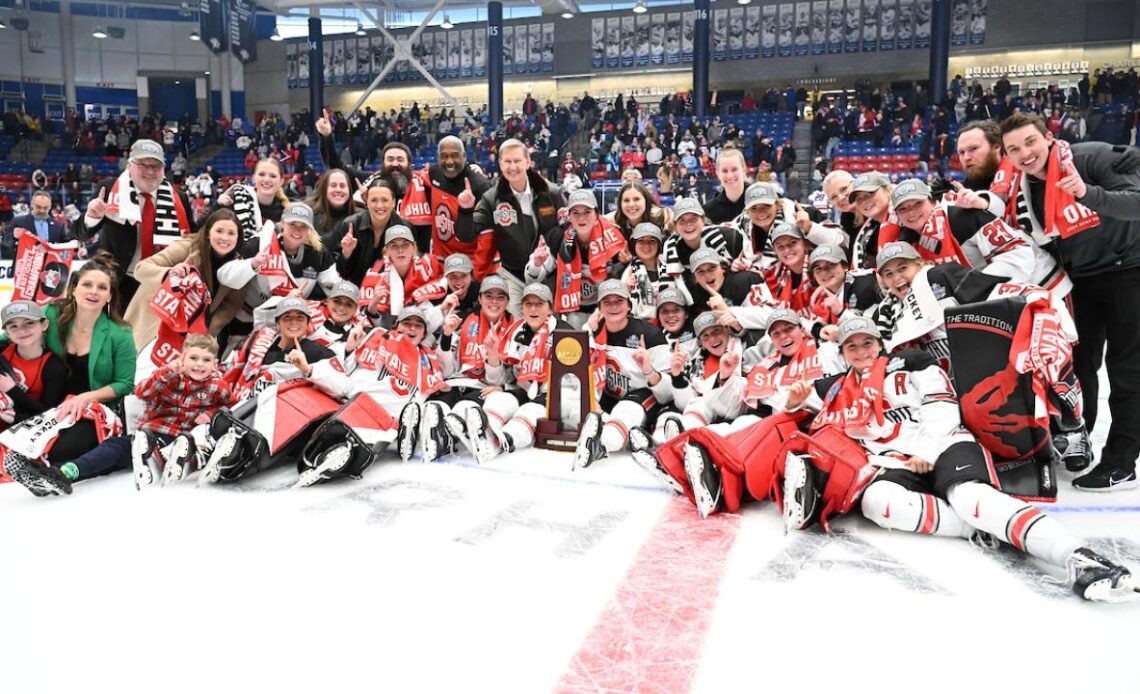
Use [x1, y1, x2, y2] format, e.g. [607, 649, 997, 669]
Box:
[132, 160, 165, 172]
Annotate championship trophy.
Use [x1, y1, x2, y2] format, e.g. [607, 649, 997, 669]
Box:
[535, 329, 595, 450]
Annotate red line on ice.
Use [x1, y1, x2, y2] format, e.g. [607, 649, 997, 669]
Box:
[555, 498, 741, 693]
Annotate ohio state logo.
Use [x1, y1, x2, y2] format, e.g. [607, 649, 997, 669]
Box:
[493, 203, 518, 227]
[435, 203, 455, 242]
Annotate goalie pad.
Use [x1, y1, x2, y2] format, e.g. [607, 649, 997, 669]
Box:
[299, 393, 399, 481]
[775, 425, 878, 532]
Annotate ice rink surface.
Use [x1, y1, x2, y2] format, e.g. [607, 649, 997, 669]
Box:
[3, 374, 1139, 694]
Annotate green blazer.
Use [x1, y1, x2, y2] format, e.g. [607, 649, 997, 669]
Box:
[43, 303, 137, 400]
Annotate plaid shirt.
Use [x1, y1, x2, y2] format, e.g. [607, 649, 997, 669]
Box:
[134, 367, 233, 438]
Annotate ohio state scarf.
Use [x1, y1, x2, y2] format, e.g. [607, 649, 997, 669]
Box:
[360, 254, 443, 315]
[105, 169, 191, 248]
[457, 312, 510, 378]
[224, 327, 279, 403]
[879, 206, 969, 267]
[811, 356, 888, 435]
[744, 339, 822, 405]
[354, 171, 432, 226]
[991, 140, 1100, 240]
[12, 235, 80, 305]
[765, 260, 814, 312]
[352, 329, 444, 397]
[227, 184, 264, 243]
[148, 268, 212, 368]
[1006, 286, 1075, 387]
[554, 219, 626, 314]
[0, 399, 122, 463]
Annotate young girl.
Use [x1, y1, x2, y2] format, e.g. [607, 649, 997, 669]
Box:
[621, 223, 679, 321]
[0, 302, 67, 429]
[214, 158, 291, 242]
[307, 168, 357, 241]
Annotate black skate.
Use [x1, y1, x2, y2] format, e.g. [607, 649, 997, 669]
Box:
[161, 434, 198, 486]
[4, 450, 72, 497]
[1067, 547, 1139, 603]
[396, 402, 421, 462]
[131, 431, 160, 491]
[295, 442, 354, 488]
[627, 427, 683, 495]
[782, 453, 820, 532]
[682, 441, 722, 519]
[1059, 429, 1093, 473]
[198, 428, 242, 486]
[421, 402, 453, 464]
[573, 412, 607, 470]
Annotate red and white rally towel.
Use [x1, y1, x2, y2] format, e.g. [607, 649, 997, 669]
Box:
[148, 267, 212, 368]
[990, 139, 1100, 240]
[12, 235, 81, 305]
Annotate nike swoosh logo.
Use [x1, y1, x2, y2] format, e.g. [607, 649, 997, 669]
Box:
[882, 503, 890, 519]
[955, 465, 970, 471]
[1109, 475, 1135, 486]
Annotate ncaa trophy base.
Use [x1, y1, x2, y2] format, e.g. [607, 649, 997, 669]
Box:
[535, 418, 581, 451]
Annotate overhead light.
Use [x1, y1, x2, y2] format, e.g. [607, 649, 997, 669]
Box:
[204, 70, 211, 75]
[174, 80, 181, 84]
[189, 29, 200, 41]
[561, 11, 574, 19]
[632, 1, 647, 15]
[270, 27, 283, 41]
[0, 18, 7, 29]
[355, 21, 366, 36]
[92, 26, 108, 39]
[738, 0, 752, 4]
[440, 14, 453, 30]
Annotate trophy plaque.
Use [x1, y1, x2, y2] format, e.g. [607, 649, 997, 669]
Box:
[535, 330, 595, 451]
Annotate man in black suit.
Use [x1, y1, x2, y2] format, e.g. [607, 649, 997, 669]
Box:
[2, 190, 70, 259]
[83, 138, 192, 308]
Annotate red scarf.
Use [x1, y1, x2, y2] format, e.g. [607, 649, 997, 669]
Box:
[360, 254, 443, 314]
[911, 206, 969, 266]
[811, 356, 888, 433]
[765, 261, 814, 312]
[744, 339, 821, 404]
[457, 311, 510, 378]
[554, 218, 626, 314]
[224, 327, 279, 403]
[504, 318, 552, 387]
[148, 268, 212, 368]
[259, 231, 301, 297]
[399, 172, 432, 226]
[990, 140, 1100, 239]
[353, 329, 445, 396]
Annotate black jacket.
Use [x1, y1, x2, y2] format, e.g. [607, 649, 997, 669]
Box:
[87, 176, 193, 279]
[455, 169, 562, 281]
[326, 210, 411, 287]
[2, 214, 70, 257]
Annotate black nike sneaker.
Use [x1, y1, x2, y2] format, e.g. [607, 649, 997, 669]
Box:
[1072, 464, 1138, 492]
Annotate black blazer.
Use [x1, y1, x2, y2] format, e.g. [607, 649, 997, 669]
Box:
[86, 176, 192, 278]
[2, 214, 70, 258]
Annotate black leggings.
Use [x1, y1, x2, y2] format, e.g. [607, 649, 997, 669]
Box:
[44, 420, 100, 465]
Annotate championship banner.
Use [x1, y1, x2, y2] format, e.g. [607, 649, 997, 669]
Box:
[199, 0, 227, 54]
[712, 9, 728, 61]
[298, 40, 310, 87]
[650, 14, 665, 65]
[527, 23, 541, 74]
[0, 259, 14, 306]
[345, 37, 358, 84]
[620, 16, 635, 67]
[811, 1, 827, 54]
[636, 14, 651, 67]
[794, 3, 810, 56]
[334, 39, 347, 85]
[228, 0, 256, 64]
[862, 0, 879, 52]
[449, 29, 462, 79]
[914, 0, 932, 48]
[879, 0, 896, 50]
[745, 7, 761, 59]
[681, 11, 694, 63]
[322, 42, 334, 83]
[11, 237, 79, 306]
[591, 18, 605, 69]
[969, 0, 986, 44]
[729, 8, 744, 60]
[502, 25, 514, 75]
[665, 13, 681, 64]
[462, 29, 474, 77]
[515, 24, 529, 73]
[428, 32, 443, 80]
[762, 5, 777, 58]
[897, 0, 914, 48]
[951, 0, 968, 46]
[844, 0, 860, 53]
[369, 35, 383, 76]
[827, 0, 844, 53]
[474, 28, 486, 77]
[606, 17, 621, 68]
[778, 4, 794, 57]
[286, 43, 298, 88]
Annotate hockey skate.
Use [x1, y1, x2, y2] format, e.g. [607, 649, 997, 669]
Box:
[573, 412, 607, 470]
[683, 441, 722, 519]
[294, 442, 353, 488]
[3, 449, 71, 497]
[199, 428, 241, 486]
[420, 402, 453, 464]
[1067, 547, 1139, 603]
[466, 407, 512, 464]
[131, 431, 160, 491]
[396, 402, 421, 462]
[782, 453, 820, 532]
[627, 427, 684, 495]
[662, 416, 684, 442]
[445, 413, 473, 456]
[161, 434, 198, 486]
[1058, 429, 1093, 473]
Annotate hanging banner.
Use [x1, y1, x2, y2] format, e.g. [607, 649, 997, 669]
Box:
[358, 38, 372, 82]
[287, 42, 298, 89]
[897, 0, 914, 49]
[620, 16, 636, 68]
[474, 28, 486, 77]
[666, 13, 682, 65]
[778, 4, 794, 57]
[228, 0, 257, 64]
[951, 0, 968, 46]
[794, 3, 810, 56]
[322, 41, 334, 84]
[397, 36, 411, 82]
[591, 18, 605, 69]
[436, 32, 450, 80]
[681, 12, 694, 63]
[516, 24, 530, 74]
[381, 37, 396, 82]
[844, 0, 861, 53]
[449, 30, 462, 79]
[914, 0, 932, 48]
[636, 14, 651, 67]
[879, 0, 896, 50]
[199, 0, 226, 54]
[811, 1, 827, 55]
[502, 25, 514, 75]
[828, 0, 844, 53]
[542, 23, 554, 72]
[712, 9, 727, 61]
[461, 29, 474, 78]
[762, 5, 777, 58]
[410, 34, 425, 81]
[527, 23, 541, 74]
[745, 6, 761, 59]
[333, 39, 346, 85]
[606, 17, 621, 68]
[650, 14, 665, 65]
[420, 33, 435, 79]
[862, 0, 878, 52]
[969, 0, 986, 45]
[728, 8, 744, 60]
[345, 37, 357, 84]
